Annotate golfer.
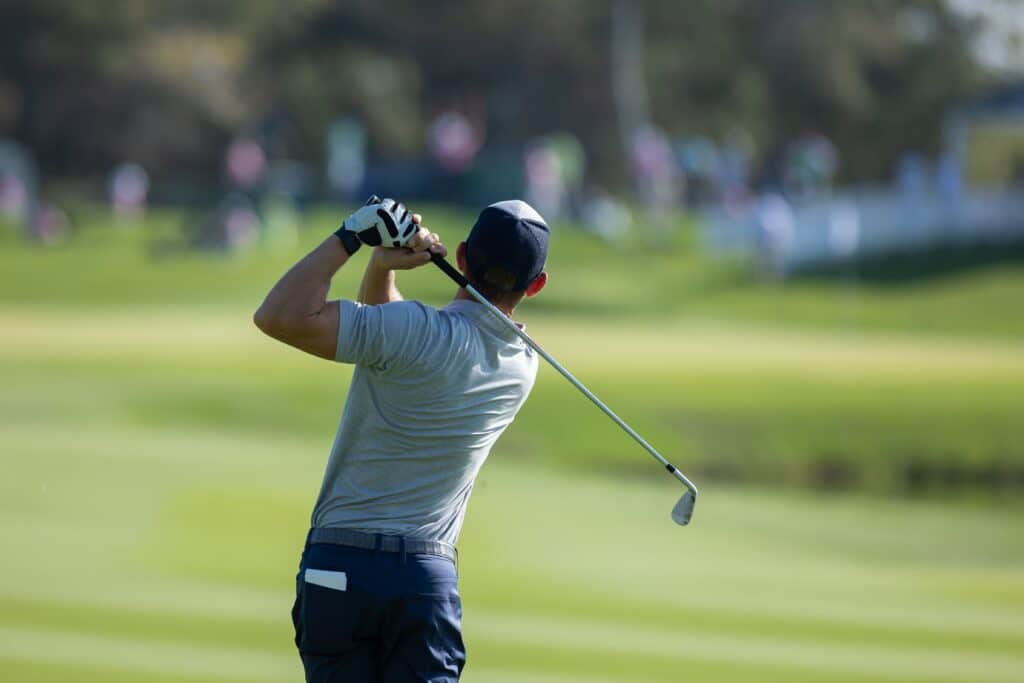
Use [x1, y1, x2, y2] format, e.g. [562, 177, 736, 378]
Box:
[254, 196, 549, 682]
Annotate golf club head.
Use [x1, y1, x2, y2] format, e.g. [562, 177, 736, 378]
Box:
[671, 489, 696, 526]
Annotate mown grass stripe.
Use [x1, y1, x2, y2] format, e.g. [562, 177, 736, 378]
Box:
[3, 612, 1019, 683]
[2, 591, 1020, 683]
[468, 611, 1024, 682]
[2, 522, 1020, 648]
[469, 587, 1024, 655]
[0, 625, 297, 682]
[465, 640, 939, 683]
[3, 580, 1020, 661]
[0, 596, 289, 652]
[6, 308, 1024, 376]
[0, 658, 233, 683]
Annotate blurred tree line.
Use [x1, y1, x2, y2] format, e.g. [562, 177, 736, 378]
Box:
[0, 0, 990, 188]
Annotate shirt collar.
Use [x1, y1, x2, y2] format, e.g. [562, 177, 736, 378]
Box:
[442, 299, 526, 342]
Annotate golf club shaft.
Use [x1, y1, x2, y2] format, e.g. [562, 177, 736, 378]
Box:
[430, 254, 697, 497]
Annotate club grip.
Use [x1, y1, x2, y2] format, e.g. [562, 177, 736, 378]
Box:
[430, 252, 469, 288]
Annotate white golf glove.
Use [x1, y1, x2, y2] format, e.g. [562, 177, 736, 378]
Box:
[334, 195, 418, 255]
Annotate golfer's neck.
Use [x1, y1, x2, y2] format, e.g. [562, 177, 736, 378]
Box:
[453, 288, 516, 318]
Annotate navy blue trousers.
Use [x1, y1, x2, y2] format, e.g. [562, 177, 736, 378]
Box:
[292, 538, 466, 682]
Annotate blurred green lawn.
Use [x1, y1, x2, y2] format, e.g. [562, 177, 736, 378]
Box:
[1, 209, 1023, 682]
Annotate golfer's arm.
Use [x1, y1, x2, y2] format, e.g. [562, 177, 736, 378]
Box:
[253, 236, 348, 360]
[357, 254, 403, 305]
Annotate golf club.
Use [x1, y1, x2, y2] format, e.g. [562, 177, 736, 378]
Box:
[430, 253, 698, 525]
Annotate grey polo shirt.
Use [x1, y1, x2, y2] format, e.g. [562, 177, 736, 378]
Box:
[310, 298, 538, 546]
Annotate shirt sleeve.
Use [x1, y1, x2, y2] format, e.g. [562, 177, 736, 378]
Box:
[335, 299, 433, 371]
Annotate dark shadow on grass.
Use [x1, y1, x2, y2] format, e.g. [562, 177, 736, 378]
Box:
[791, 240, 1024, 286]
[588, 452, 1024, 500]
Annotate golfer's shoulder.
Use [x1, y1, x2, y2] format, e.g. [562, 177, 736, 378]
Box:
[376, 299, 434, 314]
[339, 299, 437, 339]
[373, 299, 440, 328]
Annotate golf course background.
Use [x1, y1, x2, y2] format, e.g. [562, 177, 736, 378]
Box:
[2, 208, 1022, 682]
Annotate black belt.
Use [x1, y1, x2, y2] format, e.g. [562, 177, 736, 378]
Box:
[309, 527, 457, 563]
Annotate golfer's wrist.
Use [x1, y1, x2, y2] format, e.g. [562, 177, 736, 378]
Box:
[368, 247, 394, 273]
[334, 224, 362, 256]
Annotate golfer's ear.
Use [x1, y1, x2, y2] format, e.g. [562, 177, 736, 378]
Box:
[456, 242, 468, 273]
[525, 271, 547, 298]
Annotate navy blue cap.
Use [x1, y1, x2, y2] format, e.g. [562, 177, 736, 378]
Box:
[465, 200, 549, 292]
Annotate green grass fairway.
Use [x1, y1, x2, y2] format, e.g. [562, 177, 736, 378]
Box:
[4, 206, 1024, 340]
[5, 306, 1022, 489]
[3, 303, 1023, 682]
[4, 209, 1023, 491]
[2, 209, 1023, 681]
[3, 420, 1024, 683]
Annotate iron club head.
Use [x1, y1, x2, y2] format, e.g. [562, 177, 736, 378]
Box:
[671, 489, 696, 526]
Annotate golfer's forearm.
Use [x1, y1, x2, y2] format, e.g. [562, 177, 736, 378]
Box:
[358, 259, 403, 305]
[254, 237, 348, 332]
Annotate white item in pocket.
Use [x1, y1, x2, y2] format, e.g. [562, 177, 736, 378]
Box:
[304, 568, 348, 591]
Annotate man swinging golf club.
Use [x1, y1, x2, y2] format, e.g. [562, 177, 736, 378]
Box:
[254, 195, 549, 682]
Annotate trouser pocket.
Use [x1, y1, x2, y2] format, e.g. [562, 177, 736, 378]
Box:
[381, 588, 466, 681]
[293, 568, 377, 656]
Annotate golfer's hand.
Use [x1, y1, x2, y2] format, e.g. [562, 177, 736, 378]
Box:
[370, 215, 447, 271]
[338, 196, 418, 250]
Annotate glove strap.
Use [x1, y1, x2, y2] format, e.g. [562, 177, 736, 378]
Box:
[333, 223, 362, 256]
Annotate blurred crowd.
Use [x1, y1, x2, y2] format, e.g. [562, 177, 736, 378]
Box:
[3, 1, 1024, 273]
[0, 113, 843, 250]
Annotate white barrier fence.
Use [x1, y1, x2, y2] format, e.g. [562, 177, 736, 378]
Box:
[701, 187, 1024, 274]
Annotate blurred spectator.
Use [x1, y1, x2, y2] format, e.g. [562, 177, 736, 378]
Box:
[936, 150, 964, 206]
[547, 133, 587, 215]
[676, 136, 721, 206]
[581, 186, 632, 243]
[428, 110, 482, 174]
[188, 193, 262, 253]
[784, 133, 839, 200]
[828, 200, 861, 259]
[631, 124, 681, 208]
[755, 192, 795, 278]
[0, 171, 28, 229]
[0, 140, 38, 235]
[896, 152, 928, 196]
[225, 137, 267, 190]
[524, 139, 568, 220]
[33, 202, 71, 246]
[221, 194, 261, 252]
[108, 163, 150, 224]
[897, 149, 929, 224]
[719, 127, 756, 210]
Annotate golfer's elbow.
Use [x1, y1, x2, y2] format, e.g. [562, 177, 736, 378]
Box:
[255, 305, 312, 347]
[253, 303, 287, 339]
[253, 308, 273, 337]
